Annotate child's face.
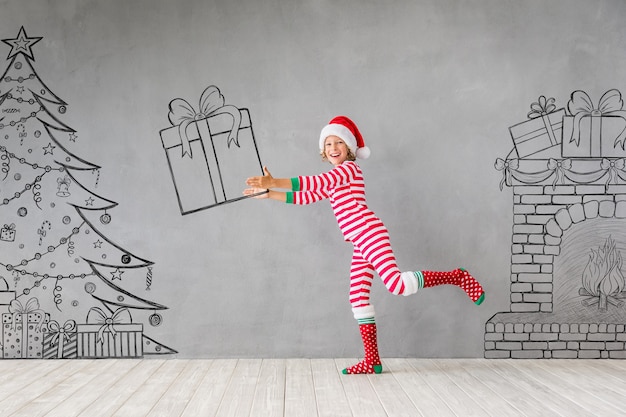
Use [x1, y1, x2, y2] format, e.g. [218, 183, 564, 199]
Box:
[324, 135, 350, 166]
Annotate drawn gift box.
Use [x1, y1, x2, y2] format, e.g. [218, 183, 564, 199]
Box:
[160, 85, 266, 215]
[509, 96, 564, 159]
[76, 307, 143, 358]
[2, 298, 49, 359]
[1, 223, 16, 242]
[562, 89, 626, 158]
[43, 319, 78, 359]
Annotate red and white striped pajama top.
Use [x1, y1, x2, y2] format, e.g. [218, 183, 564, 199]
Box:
[286, 161, 408, 309]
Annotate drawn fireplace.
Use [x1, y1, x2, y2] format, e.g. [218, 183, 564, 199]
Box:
[487, 89, 626, 359]
[486, 159, 626, 359]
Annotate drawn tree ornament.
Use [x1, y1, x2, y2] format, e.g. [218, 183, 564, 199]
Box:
[0, 27, 176, 358]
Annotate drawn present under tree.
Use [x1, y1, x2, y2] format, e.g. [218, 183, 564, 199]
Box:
[0, 27, 176, 358]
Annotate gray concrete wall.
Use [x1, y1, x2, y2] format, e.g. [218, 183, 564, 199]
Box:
[1, 0, 625, 358]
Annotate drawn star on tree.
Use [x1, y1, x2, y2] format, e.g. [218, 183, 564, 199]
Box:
[2, 26, 42, 60]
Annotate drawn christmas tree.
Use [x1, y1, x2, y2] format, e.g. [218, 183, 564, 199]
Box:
[0, 27, 175, 357]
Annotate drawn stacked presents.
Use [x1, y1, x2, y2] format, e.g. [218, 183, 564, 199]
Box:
[160, 85, 265, 215]
[509, 89, 626, 159]
[1, 281, 145, 359]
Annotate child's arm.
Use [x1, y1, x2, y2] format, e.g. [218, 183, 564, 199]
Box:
[244, 166, 329, 204]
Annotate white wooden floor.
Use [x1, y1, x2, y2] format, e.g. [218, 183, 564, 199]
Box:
[1, 358, 625, 417]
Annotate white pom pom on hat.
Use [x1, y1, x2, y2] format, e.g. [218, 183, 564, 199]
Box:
[319, 115, 370, 159]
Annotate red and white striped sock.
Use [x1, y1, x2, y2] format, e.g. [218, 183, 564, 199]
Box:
[416, 268, 485, 304]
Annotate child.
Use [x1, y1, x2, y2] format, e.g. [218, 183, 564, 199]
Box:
[244, 116, 485, 374]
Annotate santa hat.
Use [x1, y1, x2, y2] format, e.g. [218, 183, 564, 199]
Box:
[319, 116, 370, 159]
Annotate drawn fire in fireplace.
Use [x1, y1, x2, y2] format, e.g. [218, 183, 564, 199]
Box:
[579, 236, 626, 311]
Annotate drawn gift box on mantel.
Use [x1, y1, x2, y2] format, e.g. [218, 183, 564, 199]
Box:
[562, 89, 626, 158]
[509, 95, 565, 159]
[76, 307, 143, 358]
[160, 85, 266, 215]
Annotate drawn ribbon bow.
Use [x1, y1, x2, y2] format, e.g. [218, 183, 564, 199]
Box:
[527, 95, 559, 147]
[167, 85, 242, 158]
[547, 158, 572, 188]
[2, 223, 15, 232]
[8, 297, 45, 330]
[567, 89, 626, 149]
[494, 158, 519, 190]
[601, 158, 626, 185]
[527, 95, 557, 118]
[86, 306, 132, 344]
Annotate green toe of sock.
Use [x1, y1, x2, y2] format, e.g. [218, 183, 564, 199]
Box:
[342, 365, 383, 374]
[475, 292, 485, 305]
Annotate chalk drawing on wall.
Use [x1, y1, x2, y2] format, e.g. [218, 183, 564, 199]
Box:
[487, 90, 626, 359]
[0, 27, 176, 358]
[160, 85, 266, 215]
[578, 236, 626, 311]
[577, 236, 626, 311]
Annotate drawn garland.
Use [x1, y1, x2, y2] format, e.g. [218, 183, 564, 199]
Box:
[495, 157, 626, 191]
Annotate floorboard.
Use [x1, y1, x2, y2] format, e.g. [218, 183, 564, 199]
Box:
[45, 359, 142, 417]
[284, 359, 317, 417]
[76, 359, 164, 417]
[430, 359, 521, 417]
[519, 360, 625, 417]
[0, 360, 66, 402]
[111, 359, 188, 417]
[367, 359, 421, 417]
[179, 359, 236, 417]
[249, 359, 286, 417]
[0, 359, 93, 416]
[483, 359, 590, 417]
[383, 358, 454, 417]
[146, 359, 214, 417]
[12, 359, 115, 417]
[2, 358, 625, 417]
[310, 359, 352, 417]
[214, 358, 262, 417]
[407, 358, 488, 417]
[334, 358, 388, 417]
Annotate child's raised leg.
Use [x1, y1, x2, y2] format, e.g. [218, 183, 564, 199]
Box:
[351, 224, 485, 304]
[401, 268, 485, 304]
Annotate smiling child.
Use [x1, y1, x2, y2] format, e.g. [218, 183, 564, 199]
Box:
[244, 116, 485, 374]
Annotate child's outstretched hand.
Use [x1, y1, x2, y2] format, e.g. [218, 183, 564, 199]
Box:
[246, 166, 275, 189]
[243, 166, 274, 199]
[243, 187, 269, 199]
[244, 167, 289, 202]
